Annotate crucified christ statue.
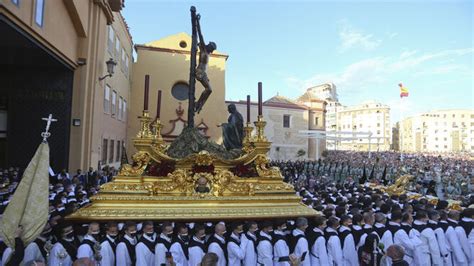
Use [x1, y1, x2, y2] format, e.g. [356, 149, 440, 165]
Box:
[194, 14, 217, 114]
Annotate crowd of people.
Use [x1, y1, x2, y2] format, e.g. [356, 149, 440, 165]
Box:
[0, 150, 473, 266]
[272, 151, 474, 200]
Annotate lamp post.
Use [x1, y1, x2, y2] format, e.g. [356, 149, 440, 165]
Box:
[99, 58, 117, 81]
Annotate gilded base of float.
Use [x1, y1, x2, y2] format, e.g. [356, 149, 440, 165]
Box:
[67, 194, 316, 221]
[67, 116, 318, 221]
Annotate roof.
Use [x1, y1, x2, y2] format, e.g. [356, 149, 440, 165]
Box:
[264, 95, 308, 110]
[135, 32, 228, 59]
[296, 90, 326, 103]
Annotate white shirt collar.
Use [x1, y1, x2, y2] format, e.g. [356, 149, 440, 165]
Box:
[313, 227, 324, 234]
[231, 233, 240, 241]
[448, 218, 458, 224]
[274, 230, 286, 236]
[352, 225, 362, 230]
[260, 231, 272, 240]
[389, 221, 400, 226]
[192, 236, 205, 244]
[84, 234, 96, 242]
[293, 228, 305, 236]
[143, 233, 156, 242]
[326, 227, 338, 233]
[124, 234, 136, 245]
[160, 233, 172, 242]
[414, 220, 426, 225]
[106, 235, 116, 243]
[339, 225, 351, 232]
[374, 223, 385, 228]
[214, 234, 226, 243]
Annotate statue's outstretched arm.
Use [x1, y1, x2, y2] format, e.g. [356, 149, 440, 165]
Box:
[196, 15, 206, 51]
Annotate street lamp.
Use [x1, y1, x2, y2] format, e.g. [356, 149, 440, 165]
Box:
[99, 58, 117, 81]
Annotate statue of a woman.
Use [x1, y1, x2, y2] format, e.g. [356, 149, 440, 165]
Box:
[218, 104, 243, 150]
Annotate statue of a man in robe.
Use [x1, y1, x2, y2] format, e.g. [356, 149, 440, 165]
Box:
[218, 104, 244, 150]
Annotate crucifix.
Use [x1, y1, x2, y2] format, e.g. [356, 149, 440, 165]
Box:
[187, 6, 217, 128]
[41, 114, 57, 142]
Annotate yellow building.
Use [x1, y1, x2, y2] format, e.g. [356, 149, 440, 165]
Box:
[129, 33, 229, 155]
[229, 95, 326, 160]
[0, 0, 132, 172]
[335, 101, 391, 151]
[399, 109, 474, 153]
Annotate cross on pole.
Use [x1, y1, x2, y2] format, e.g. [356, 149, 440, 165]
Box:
[41, 114, 57, 142]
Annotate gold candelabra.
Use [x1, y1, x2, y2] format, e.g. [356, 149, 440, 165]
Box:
[242, 122, 254, 153]
[136, 110, 153, 138]
[254, 115, 267, 142]
[151, 119, 163, 141]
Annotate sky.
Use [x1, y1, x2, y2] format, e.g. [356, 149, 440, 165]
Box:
[122, 0, 473, 124]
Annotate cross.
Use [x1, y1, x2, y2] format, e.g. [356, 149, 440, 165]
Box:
[41, 114, 57, 142]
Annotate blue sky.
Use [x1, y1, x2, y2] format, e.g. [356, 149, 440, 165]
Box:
[123, 0, 473, 123]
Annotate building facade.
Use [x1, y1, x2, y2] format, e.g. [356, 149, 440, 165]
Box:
[399, 109, 474, 153]
[298, 83, 341, 150]
[335, 101, 391, 151]
[229, 95, 326, 160]
[129, 33, 229, 155]
[0, 0, 131, 172]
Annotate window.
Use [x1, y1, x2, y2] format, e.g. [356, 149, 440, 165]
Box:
[171, 82, 189, 100]
[444, 145, 448, 149]
[108, 26, 115, 54]
[111, 90, 117, 116]
[461, 114, 465, 118]
[125, 56, 129, 76]
[109, 140, 115, 163]
[118, 97, 123, 120]
[314, 117, 319, 126]
[123, 100, 127, 121]
[102, 139, 108, 164]
[104, 85, 110, 113]
[377, 130, 381, 135]
[452, 114, 456, 118]
[283, 115, 291, 128]
[35, 0, 45, 27]
[115, 37, 120, 60]
[377, 123, 381, 127]
[116, 141, 121, 162]
[121, 48, 126, 72]
[444, 137, 447, 141]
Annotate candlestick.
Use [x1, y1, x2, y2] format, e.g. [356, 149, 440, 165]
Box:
[144, 75, 150, 111]
[258, 82, 263, 116]
[246, 95, 251, 123]
[254, 115, 267, 142]
[156, 90, 162, 119]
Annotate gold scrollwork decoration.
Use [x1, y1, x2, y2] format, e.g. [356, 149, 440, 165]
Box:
[214, 169, 254, 196]
[382, 174, 413, 195]
[194, 151, 215, 166]
[118, 152, 151, 176]
[254, 154, 283, 179]
[153, 169, 194, 194]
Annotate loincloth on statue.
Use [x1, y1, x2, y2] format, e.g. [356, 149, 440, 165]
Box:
[195, 67, 209, 82]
